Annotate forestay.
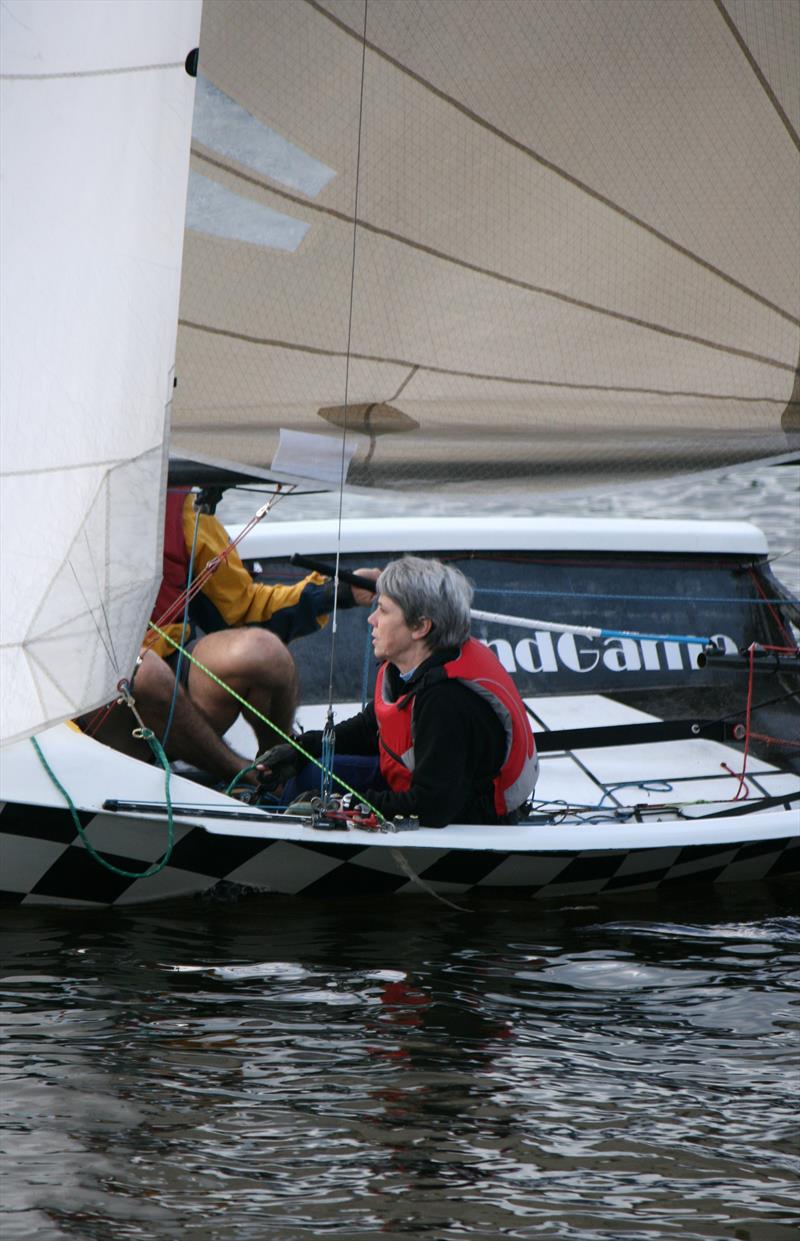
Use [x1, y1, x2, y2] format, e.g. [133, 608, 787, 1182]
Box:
[0, 0, 201, 744]
[173, 0, 800, 490]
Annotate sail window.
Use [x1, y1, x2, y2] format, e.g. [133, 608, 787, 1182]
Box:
[192, 75, 335, 197]
[185, 171, 308, 252]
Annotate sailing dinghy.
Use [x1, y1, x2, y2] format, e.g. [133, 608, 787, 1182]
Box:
[1, 0, 798, 906]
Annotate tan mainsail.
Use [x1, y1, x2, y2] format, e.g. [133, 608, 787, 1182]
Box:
[173, 0, 799, 489]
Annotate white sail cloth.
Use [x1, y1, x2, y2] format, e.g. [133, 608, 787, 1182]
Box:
[0, 0, 201, 745]
[173, 0, 799, 487]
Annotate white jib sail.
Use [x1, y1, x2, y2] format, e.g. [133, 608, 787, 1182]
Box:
[0, 0, 202, 745]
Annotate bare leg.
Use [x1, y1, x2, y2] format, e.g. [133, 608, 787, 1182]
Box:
[86, 651, 255, 782]
[186, 629, 298, 753]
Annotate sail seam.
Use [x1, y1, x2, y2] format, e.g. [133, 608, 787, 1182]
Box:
[191, 148, 800, 352]
[1, 584, 154, 648]
[12, 465, 141, 660]
[67, 559, 119, 673]
[16, 649, 61, 729]
[1, 62, 184, 81]
[390, 367, 419, 402]
[1, 445, 164, 479]
[178, 319, 799, 400]
[304, 0, 799, 327]
[713, 0, 800, 154]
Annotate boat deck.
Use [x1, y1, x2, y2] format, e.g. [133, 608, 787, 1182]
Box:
[1, 694, 797, 907]
[289, 694, 799, 824]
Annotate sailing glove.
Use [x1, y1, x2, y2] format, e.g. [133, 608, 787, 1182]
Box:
[317, 579, 354, 611]
[257, 742, 305, 780]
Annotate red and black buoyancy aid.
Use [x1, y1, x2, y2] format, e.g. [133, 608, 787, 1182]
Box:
[151, 489, 191, 624]
[373, 638, 538, 816]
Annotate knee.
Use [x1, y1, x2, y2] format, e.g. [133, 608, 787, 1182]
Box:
[200, 628, 296, 686]
[131, 650, 176, 708]
[236, 628, 294, 674]
[250, 631, 296, 692]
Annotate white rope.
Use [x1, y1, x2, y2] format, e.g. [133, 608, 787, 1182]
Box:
[469, 607, 712, 647]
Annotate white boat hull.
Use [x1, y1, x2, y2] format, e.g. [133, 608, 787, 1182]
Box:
[2, 515, 798, 908]
[2, 718, 797, 908]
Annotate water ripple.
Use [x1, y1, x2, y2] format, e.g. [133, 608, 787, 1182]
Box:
[2, 885, 799, 1239]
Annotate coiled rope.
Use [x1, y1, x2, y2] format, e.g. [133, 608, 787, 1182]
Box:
[31, 728, 175, 879]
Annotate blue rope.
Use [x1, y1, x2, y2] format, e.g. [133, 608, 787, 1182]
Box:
[473, 586, 799, 607]
[320, 715, 335, 799]
[161, 503, 202, 748]
[360, 617, 372, 710]
[596, 627, 710, 645]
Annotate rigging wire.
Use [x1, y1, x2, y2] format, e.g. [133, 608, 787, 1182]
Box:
[472, 585, 799, 608]
[140, 484, 294, 654]
[84, 485, 294, 739]
[326, 0, 369, 712]
[67, 521, 127, 738]
[77, 521, 122, 672]
[748, 566, 797, 645]
[68, 536, 119, 673]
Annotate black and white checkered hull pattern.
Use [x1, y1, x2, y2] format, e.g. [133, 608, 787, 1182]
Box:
[1, 801, 797, 907]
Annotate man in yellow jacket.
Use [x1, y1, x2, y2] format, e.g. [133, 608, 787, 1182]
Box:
[87, 488, 377, 786]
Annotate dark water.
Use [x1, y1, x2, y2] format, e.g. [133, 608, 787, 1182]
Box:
[2, 883, 799, 1241]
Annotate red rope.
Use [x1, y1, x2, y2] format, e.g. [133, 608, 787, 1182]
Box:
[85, 494, 287, 731]
[140, 499, 285, 654]
[83, 701, 117, 738]
[721, 636, 799, 796]
[725, 643, 756, 800]
[748, 568, 795, 644]
[720, 762, 749, 798]
[749, 732, 800, 748]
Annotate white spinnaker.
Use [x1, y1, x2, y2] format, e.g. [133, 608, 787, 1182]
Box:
[0, 0, 202, 745]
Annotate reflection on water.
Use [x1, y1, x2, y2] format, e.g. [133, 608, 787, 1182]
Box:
[2, 886, 798, 1240]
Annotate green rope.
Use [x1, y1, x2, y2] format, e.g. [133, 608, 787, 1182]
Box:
[31, 731, 176, 879]
[224, 761, 262, 797]
[148, 621, 386, 822]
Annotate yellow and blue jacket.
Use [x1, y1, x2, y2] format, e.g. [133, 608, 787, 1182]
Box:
[149, 490, 337, 658]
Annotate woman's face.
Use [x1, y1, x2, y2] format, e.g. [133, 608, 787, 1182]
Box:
[368, 593, 430, 672]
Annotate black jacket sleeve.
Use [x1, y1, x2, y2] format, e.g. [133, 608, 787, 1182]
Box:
[302, 678, 504, 828]
[366, 682, 505, 828]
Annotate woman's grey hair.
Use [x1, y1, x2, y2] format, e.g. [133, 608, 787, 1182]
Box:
[377, 555, 473, 651]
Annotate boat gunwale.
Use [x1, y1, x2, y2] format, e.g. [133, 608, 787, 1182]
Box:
[73, 800, 800, 854]
[229, 515, 770, 559]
